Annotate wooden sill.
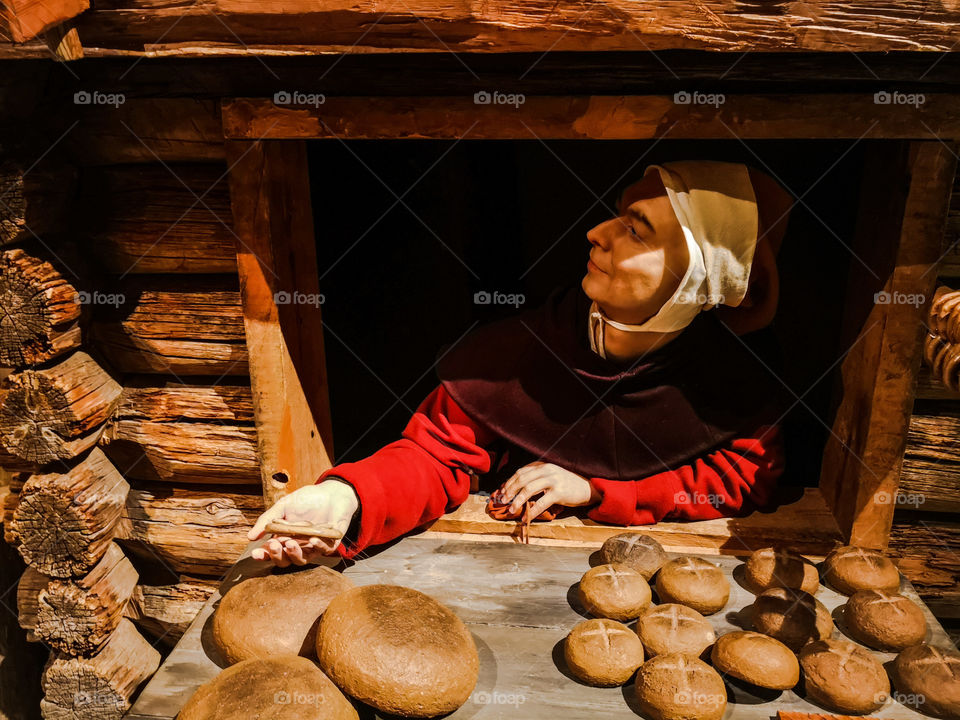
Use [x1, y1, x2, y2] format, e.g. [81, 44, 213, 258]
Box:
[424, 487, 842, 559]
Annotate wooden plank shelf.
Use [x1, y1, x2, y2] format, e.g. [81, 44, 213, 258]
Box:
[125, 534, 956, 720]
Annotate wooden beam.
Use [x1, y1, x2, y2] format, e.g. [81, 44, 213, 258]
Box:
[225, 139, 333, 505]
[63, 1, 960, 56]
[820, 141, 958, 549]
[2, 0, 87, 43]
[222, 95, 960, 141]
[426, 488, 844, 557]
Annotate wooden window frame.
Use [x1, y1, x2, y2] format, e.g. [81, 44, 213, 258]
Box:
[222, 95, 959, 551]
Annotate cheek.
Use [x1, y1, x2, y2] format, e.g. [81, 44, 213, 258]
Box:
[610, 249, 663, 298]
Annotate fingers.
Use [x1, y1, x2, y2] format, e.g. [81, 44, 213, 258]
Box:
[248, 502, 287, 541]
[501, 464, 547, 504]
[527, 491, 558, 521]
[509, 476, 552, 513]
[264, 538, 291, 568]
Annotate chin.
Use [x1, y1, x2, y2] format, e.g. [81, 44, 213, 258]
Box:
[581, 273, 600, 301]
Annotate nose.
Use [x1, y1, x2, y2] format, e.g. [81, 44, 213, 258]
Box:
[586, 217, 621, 249]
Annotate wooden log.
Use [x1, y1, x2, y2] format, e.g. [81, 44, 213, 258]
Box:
[40, 618, 159, 720]
[34, 544, 138, 656]
[900, 408, 960, 513]
[0, 351, 121, 465]
[0, 471, 24, 546]
[2, 0, 88, 43]
[226, 139, 333, 503]
[12, 447, 128, 578]
[820, 142, 957, 549]
[67, 1, 960, 55]
[92, 277, 247, 376]
[117, 484, 262, 576]
[43, 22, 84, 61]
[125, 576, 217, 649]
[79, 164, 235, 274]
[16, 566, 50, 640]
[221, 95, 960, 142]
[888, 512, 960, 619]
[100, 419, 258, 485]
[0, 247, 83, 368]
[117, 379, 254, 423]
[101, 382, 257, 484]
[0, 160, 76, 246]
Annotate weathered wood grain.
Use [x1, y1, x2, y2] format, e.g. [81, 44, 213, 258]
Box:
[0, 351, 121, 464]
[221, 95, 960, 141]
[40, 618, 159, 720]
[79, 164, 235, 274]
[12, 447, 128, 577]
[92, 276, 247, 376]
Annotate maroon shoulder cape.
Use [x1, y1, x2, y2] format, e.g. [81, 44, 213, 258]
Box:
[436, 283, 791, 482]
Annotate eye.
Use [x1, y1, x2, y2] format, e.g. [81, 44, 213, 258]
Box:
[628, 223, 643, 241]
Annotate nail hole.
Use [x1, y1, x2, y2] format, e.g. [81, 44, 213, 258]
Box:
[272, 472, 289, 484]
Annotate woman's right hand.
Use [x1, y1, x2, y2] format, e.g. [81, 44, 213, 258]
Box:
[247, 480, 359, 566]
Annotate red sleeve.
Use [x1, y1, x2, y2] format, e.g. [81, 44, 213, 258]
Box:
[585, 424, 786, 526]
[316, 384, 497, 560]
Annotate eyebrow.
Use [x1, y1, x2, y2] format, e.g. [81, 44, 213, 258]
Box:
[627, 206, 656, 234]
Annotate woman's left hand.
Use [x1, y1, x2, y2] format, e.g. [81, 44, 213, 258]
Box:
[499, 461, 601, 519]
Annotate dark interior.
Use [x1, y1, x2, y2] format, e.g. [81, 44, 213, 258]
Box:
[309, 140, 865, 486]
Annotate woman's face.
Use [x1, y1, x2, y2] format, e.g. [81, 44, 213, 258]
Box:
[581, 171, 689, 324]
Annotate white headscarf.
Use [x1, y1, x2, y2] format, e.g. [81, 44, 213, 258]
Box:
[589, 160, 758, 358]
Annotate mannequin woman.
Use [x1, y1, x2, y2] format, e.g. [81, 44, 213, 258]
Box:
[249, 160, 795, 566]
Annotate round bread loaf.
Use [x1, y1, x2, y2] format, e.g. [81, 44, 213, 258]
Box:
[844, 590, 927, 651]
[178, 655, 358, 720]
[752, 587, 833, 652]
[655, 557, 729, 615]
[599, 533, 667, 580]
[743, 547, 819, 595]
[315, 584, 478, 718]
[578, 563, 652, 621]
[823, 545, 900, 596]
[564, 618, 645, 687]
[799, 638, 890, 714]
[634, 653, 727, 720]
[710, 630, 799, 690]
[636, 603, 716, 659]
[211, 566, 354, 665]
[892, 644, 960, 720]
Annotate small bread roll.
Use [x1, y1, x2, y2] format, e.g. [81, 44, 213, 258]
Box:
[743, 547, 819, 595]
[655, 557, 729, 615]
[211, 566, 354, 665]
[844, 590, 927, 651]
[316, 584, 478, 718]
[752, 587, 833, 652]
[564, 618, 644, 687]
[636, 603, 715, 659]
[634, 653, 727, 720]
[823, 545, 900, 596]
[578, 563, 652, 621]
[600, 533, 667, 580]
[178, 655, 358, 720]
[799, 638, 890, 714]
[892, 644, 960, 720]
[710, 630, 799, 690]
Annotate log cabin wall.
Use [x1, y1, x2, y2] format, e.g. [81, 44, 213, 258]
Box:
[0, 89, 247, 719]
[891, 170, 960, 628]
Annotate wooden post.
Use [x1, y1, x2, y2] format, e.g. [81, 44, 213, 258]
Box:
[820, 141, 958, 549]
[224, 138, 334, 505]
